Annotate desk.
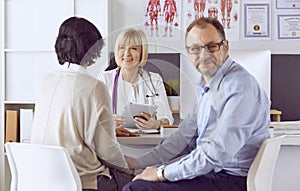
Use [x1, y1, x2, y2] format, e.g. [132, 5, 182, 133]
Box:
[117, 134, 164, 158]
[119, 130, 277, 158]
[117, 128, 178, 157]
[117, 134, 165, 146]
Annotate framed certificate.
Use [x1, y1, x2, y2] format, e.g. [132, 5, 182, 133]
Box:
[276, 0, 300, 9]
[244, 3, 271, 39]
[278, 14, 300, 39]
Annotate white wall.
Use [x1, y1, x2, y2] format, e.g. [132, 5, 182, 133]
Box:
[110, 0, 300, 54]
[0, 0, 4, 188]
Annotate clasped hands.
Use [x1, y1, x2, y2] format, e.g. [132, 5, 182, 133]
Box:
[125, 156, 161, 182]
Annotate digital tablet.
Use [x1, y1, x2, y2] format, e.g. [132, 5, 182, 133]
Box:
[120, 102, 158, 129]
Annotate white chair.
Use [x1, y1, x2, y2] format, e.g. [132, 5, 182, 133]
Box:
[247, 135, 300, 191]
[5, 142, 82, 191]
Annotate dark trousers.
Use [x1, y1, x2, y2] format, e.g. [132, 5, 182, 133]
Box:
[83, 168, 134, 191]
[122, 171, 247, 191]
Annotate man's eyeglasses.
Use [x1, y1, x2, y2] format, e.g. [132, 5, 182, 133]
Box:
[186, 40, 226, 54]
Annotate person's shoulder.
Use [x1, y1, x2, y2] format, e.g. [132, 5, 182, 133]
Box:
[104, 68, 117, 74]
[94, 78, 110, 94]
[225, 61, 252, 81]
[222, 62, 259, 93]
[98, 68, 117, 81]
[77, 73, 103, 88]
[77, 72, 98, 81]
[148, 71, 163, 80]
[100, 68, 116, 77]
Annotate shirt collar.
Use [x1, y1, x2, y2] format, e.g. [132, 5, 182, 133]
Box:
[197, 56, 234, 91]
[61, 63, 89, 75]
[209, 56, 233, 89]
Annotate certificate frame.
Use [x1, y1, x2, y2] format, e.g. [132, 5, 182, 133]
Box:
[276, 0, 300, 9]
[277, 14, 300, 40]
[243, 3, 271, 39]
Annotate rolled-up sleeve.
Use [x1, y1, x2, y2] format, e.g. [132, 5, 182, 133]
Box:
[137, 110, 199, 168]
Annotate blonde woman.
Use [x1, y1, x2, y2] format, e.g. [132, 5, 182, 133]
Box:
[99, 28, 173, 136]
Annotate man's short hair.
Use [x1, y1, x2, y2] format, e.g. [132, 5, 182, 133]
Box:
[185, 17, 226, 41]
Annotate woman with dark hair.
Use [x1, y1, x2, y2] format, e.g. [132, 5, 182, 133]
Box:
[31, 17, 134, 191]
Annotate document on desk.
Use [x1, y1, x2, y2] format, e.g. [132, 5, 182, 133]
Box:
[125, 128, 160, 134]
[271, 121, 300, 136]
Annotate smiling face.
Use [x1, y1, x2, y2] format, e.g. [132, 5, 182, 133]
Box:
[117, 42, 142, 70]
[186, 23, 229, 80]
[115, 29, 148, 72]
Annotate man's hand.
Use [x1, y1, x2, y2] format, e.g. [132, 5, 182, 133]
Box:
[133, 166, 159, 182]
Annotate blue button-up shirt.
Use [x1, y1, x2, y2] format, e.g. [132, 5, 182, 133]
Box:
[137, 57, 271, 181]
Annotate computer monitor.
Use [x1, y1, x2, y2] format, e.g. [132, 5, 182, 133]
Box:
[180, 50, 271, 119]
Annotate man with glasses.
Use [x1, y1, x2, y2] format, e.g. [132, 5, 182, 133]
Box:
[123, 17, 270, 191]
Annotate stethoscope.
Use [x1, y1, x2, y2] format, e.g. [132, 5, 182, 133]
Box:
[112, 67, 158, 114]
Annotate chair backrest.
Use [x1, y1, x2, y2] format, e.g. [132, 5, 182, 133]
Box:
[5, 142, 82, 191]
[247, 135, 300, 191]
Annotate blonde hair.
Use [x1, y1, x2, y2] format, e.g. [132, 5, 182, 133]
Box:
[114, 28, 148, 67]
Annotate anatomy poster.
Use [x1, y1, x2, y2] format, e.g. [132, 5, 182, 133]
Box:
[144, 0, 182, 40]
[183, 0, 240, 41]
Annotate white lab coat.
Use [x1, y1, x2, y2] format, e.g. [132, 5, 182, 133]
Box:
[99, 68, 174, 125]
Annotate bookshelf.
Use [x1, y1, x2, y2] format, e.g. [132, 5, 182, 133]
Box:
[0, 0, 111, 190]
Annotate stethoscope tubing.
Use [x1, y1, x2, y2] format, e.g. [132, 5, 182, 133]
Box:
[112, 67, 158, 114]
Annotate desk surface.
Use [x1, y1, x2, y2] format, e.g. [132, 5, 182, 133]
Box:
[117, 134, 166, 145]
[118, 129, 275, 158]
[117, 128, 178, 146]
[118, 129, 276, 144]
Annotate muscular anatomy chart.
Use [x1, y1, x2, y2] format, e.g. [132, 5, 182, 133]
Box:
[144, 0, 181, 40]
[145, 0, 161, 37]
[143, 0, 239, 41]
[184, 0, 240, 41]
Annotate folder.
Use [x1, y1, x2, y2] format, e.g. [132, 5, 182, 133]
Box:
[20, 109, 34, 143]
[5, 110, 18, 143]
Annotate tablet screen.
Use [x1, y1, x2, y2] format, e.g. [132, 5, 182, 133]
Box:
[120, 102, 158, 129]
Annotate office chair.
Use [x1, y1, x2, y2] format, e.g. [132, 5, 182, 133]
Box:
[247, 135, 300, 191]
[5, 142, 82, 191]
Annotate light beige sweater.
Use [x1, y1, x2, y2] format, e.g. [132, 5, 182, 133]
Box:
[31, 64, 131, 189]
